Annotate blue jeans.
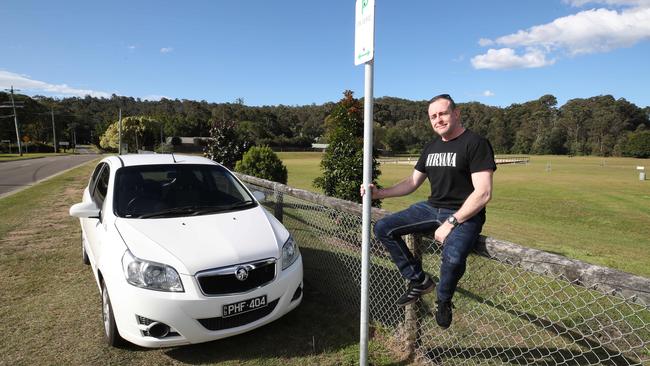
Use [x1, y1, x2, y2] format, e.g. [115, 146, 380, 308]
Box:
[373, 201, 485, 303]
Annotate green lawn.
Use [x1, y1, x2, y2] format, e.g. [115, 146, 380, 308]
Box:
[0, 162, 402, 365]
[278, 152, 650, 277]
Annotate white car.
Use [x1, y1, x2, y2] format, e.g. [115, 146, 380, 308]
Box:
[69, 154, 303, 348]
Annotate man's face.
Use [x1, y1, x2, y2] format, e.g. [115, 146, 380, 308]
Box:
[428, 99, 461, 139]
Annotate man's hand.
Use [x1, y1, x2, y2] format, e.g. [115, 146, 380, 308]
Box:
[434, 222, 454, 244]
[360, 183, 378, 199]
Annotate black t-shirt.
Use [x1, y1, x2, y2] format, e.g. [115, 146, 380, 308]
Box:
[414, 129, 496, 211]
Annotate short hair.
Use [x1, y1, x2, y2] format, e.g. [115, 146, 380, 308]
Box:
[428, 94, 456, 110]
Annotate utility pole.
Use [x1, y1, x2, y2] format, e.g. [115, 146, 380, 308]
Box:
[1, 86, 23, 156]
[51, 107, 58, 153]
[118, 108, 122, 155]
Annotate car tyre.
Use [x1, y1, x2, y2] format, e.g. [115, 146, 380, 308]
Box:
[101, 281, 124, 347]
[81, 232, 90, 265]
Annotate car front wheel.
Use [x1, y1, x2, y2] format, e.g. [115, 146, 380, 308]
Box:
[101, 281, 124, 347]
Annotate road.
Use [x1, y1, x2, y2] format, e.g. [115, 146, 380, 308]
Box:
[0, 153, 100, 197]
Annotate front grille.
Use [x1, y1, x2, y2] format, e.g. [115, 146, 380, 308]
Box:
[196, 259, 276, 295]
[197, 298, 279, 331]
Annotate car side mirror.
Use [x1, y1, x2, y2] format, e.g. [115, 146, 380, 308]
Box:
[252, 190, 266, 202]
[69, 201, 101, 219]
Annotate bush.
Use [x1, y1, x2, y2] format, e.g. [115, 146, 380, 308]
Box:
[235, 146, 288, 184]
[313, 91, 381, 206]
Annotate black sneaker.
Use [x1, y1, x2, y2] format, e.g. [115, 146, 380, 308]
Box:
[396, 274, 435, 307]
[436, 300, 453, 329]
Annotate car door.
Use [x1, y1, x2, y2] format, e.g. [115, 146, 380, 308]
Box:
[82, 163, 110, 264]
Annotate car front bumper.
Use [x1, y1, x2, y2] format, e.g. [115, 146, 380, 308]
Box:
[106, 257, 303, 348]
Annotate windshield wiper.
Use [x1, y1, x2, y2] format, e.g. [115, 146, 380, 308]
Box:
[138, 202, 256, 218]
[139, 206, 202, 219]
[194, 201, 256, 214]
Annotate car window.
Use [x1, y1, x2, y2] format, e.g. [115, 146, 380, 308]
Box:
[88, 163, 105, 193]
[92, 165, 110, 206]
[113, 164, 256, 218]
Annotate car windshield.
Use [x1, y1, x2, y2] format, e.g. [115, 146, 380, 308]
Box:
[113, 164, 257, 218]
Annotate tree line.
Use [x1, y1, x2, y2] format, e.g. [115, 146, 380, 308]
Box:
[0, 92, 648, 157]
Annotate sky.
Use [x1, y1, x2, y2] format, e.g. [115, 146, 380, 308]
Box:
[1, 0, 649, 108]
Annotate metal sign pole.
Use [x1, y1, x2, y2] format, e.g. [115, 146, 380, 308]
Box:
[355, 1, 375, 364]
[360, 59, 374, 366]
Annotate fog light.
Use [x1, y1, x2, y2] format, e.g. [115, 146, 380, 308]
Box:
[147, 322, 170, 338]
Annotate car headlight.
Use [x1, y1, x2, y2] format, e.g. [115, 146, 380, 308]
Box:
[281, 235, 300, 270]
[121, 250, 184, 292]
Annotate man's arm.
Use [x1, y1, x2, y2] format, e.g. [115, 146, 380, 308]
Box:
[360, 169, 427, 200]
[434, 169, 494, 243]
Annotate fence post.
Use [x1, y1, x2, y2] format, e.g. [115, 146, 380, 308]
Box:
[274, 185, 284, 222]
[403, 233, 422, 357]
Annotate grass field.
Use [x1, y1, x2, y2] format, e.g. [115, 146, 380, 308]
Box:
[0, 161, 402, 366]
[278, 152, 650, 277]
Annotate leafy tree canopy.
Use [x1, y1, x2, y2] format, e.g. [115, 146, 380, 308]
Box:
[204, 119, 252, 169]
[314, 91, 382, 206]
[99, 116, 160, 152]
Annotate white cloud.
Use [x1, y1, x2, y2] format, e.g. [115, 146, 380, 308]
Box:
[478, 38, 494, 47]
[495, 7, 650, 55]
[160, 47, 174, 54]
[0, 70, 111, 98]
[472, 1, 650, 69]
[563, 0, 650, 7]
[128, 45, 137, 50]
[471, 48, 555, 69]
[482, 90, 495, 97]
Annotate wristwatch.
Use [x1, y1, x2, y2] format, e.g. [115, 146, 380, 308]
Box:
[446, 215, 460, 228]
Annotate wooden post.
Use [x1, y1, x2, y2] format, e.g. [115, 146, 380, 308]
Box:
[403, 233, 422, 357]
[274, 186, 284, 222]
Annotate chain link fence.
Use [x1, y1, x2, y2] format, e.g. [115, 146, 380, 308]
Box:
[237, 173, 650, 366]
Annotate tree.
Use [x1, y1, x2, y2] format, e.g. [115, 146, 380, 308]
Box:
[622, 130, 650, 158]
[235, 146, 288, 184]
[314, 91, 381, 206]
[385, 127, 407, 153]
[204, 119, 252, 169]
[99, 116, 160, 152]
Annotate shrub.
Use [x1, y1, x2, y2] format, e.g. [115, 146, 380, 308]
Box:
[235, 146, 288, 184]
[314, 90, 381, 206]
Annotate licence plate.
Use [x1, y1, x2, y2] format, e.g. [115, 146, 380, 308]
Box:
[222, 295, 267, 318]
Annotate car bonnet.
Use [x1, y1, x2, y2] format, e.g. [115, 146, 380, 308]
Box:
[114, 205, 286, 275]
